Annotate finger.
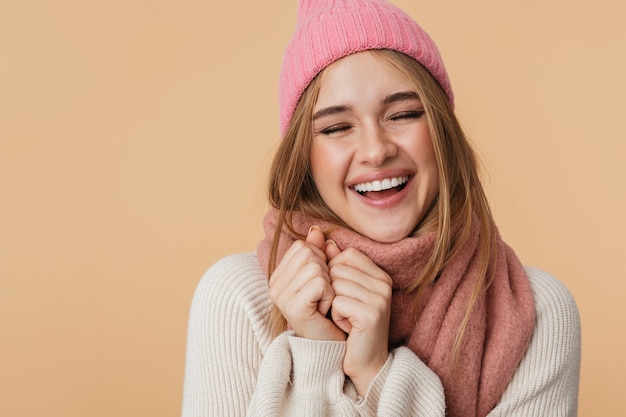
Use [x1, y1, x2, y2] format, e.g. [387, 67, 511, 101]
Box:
[332, 278, 391, 327]
[269, 239, 304, 287]
[331, 274, 372, 301]
[328, 247, 391, 285]
[273, 271, 331, 323]
[271, 255, 329, 302]
[305, 225, 326, 252]
[332, 294, 389, 335]
[325, 239, 341, 261]
[269, 239, 326, 289]
[281, 277, 345, 341]
[330, 296, 352, 334]
[299, 275, 335, 317]
[272, 233, 327, 282]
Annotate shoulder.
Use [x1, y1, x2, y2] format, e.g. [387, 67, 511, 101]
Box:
[189, 252, 274, 349]
[195, 252, 267, 297]
[494, 268, 581, 414]
[183, 253, 274, 415]
[193, 252, 269, 309]
[198, 252, 266, 288]
[525, 266, 580, 337]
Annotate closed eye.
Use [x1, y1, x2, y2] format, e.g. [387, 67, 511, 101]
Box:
[389, 110, 425, 121]
[318, 123, 353, 136]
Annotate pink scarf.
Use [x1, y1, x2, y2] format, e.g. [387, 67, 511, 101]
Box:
[257, 209, 535, 417]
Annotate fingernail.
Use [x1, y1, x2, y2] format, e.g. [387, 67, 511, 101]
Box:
[326, 239, 338, 248]
[308, 225, 321, 235]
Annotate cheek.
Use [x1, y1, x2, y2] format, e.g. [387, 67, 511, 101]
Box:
[310, 142, 349, 191]
[407, 130, 439, 191]
[404, 128, 437, 166]
[420, 140, 438, 175]
[309, 143, 326, 188]
[422, 139, 440, 197]
[309, 143, 335, 201]
[419, 129, 436, 163]
[309, 142, 324, 175]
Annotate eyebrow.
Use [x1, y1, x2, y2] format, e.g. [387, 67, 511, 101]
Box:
[312, 105, 351, 122]
[312, 91, 420, 122]
[381, 91, 420, 105]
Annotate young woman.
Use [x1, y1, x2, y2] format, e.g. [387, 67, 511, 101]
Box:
[182, 0, 581, 416]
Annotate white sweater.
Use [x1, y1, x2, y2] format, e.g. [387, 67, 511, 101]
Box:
[182, 252, 580, 416]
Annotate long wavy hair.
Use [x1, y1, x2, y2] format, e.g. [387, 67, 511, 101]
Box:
[266, 49, 498, 364]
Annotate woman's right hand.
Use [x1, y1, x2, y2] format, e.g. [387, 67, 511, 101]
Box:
[268, 226, 347, 341]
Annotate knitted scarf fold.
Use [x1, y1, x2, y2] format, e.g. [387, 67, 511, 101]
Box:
[256, 209, 535, 417]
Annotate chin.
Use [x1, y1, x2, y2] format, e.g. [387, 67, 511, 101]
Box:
[358, 226, 415, 243]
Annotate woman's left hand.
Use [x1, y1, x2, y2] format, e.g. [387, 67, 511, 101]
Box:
[325, 242, 392, 397]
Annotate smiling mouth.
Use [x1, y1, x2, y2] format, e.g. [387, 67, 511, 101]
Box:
[353, 175, 409, 198]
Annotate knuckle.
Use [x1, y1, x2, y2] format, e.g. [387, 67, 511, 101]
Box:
[380, 280, 392, 298]
[363, 305, 385, 324]
[368, 293, 390, 315]
[331, 295, 344, 310]
[270, 289, 285, 307]
[303, 260, 327, 277]
[372, 273, 393, 295]
[283, 305, 299, 321]
[369, 279, 392, 298]
[330, 277, 344, 292]
[292, 239, 305, 250]
[295, 244, 323, 264]
[381, 272, 393, 286]
[310, 274, 330, 291]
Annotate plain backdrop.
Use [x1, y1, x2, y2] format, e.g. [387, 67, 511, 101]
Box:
[1, 0, 625, 416]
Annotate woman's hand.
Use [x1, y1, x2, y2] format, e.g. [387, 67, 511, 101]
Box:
[325, 242, 392, 396]
[268, 227, 346, 341]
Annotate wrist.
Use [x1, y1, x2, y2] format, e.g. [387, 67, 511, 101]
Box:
[292, 316, 347, 341]
[347, 353, 389, 397]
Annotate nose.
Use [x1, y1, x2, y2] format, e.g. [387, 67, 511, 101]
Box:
[356, 124, 398, 166]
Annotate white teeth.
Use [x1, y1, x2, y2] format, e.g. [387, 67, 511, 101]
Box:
[354, 176, 409, 193]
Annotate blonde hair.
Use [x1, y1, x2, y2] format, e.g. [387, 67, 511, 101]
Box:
[266, 49, 498, 364]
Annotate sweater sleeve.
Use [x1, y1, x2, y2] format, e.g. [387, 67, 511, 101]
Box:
[488, 267, 581, 416]
[182, 253, 447, 416]
[247, 332, 446, 417]
[181, 253, 274, 417]
[182, 255, 579, 417]
[246, 333, 358, 416]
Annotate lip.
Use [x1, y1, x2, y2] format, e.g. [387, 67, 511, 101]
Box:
[347, 168, 414, 188]
[348, 169, 415, 208]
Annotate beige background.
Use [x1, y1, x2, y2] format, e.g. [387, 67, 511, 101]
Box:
[1, 0, 624, 415]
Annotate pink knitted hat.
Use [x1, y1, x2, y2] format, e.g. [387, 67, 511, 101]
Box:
[278, 0, 454, 136]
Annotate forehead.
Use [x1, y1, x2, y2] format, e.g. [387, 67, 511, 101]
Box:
[314, 51, 414, 109]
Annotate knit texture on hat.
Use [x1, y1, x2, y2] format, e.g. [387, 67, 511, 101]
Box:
[278, 0, 454, 136]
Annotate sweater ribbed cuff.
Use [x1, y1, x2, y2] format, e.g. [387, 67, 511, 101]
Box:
[353, 352, 393, 416]
[288, 336, 348, 403]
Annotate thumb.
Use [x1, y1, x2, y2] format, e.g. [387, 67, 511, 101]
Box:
[325, 239, 341, 260]
[305, 225, 326, 251]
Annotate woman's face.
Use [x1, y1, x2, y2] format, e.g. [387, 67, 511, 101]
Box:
[310, 51, 439, 243]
